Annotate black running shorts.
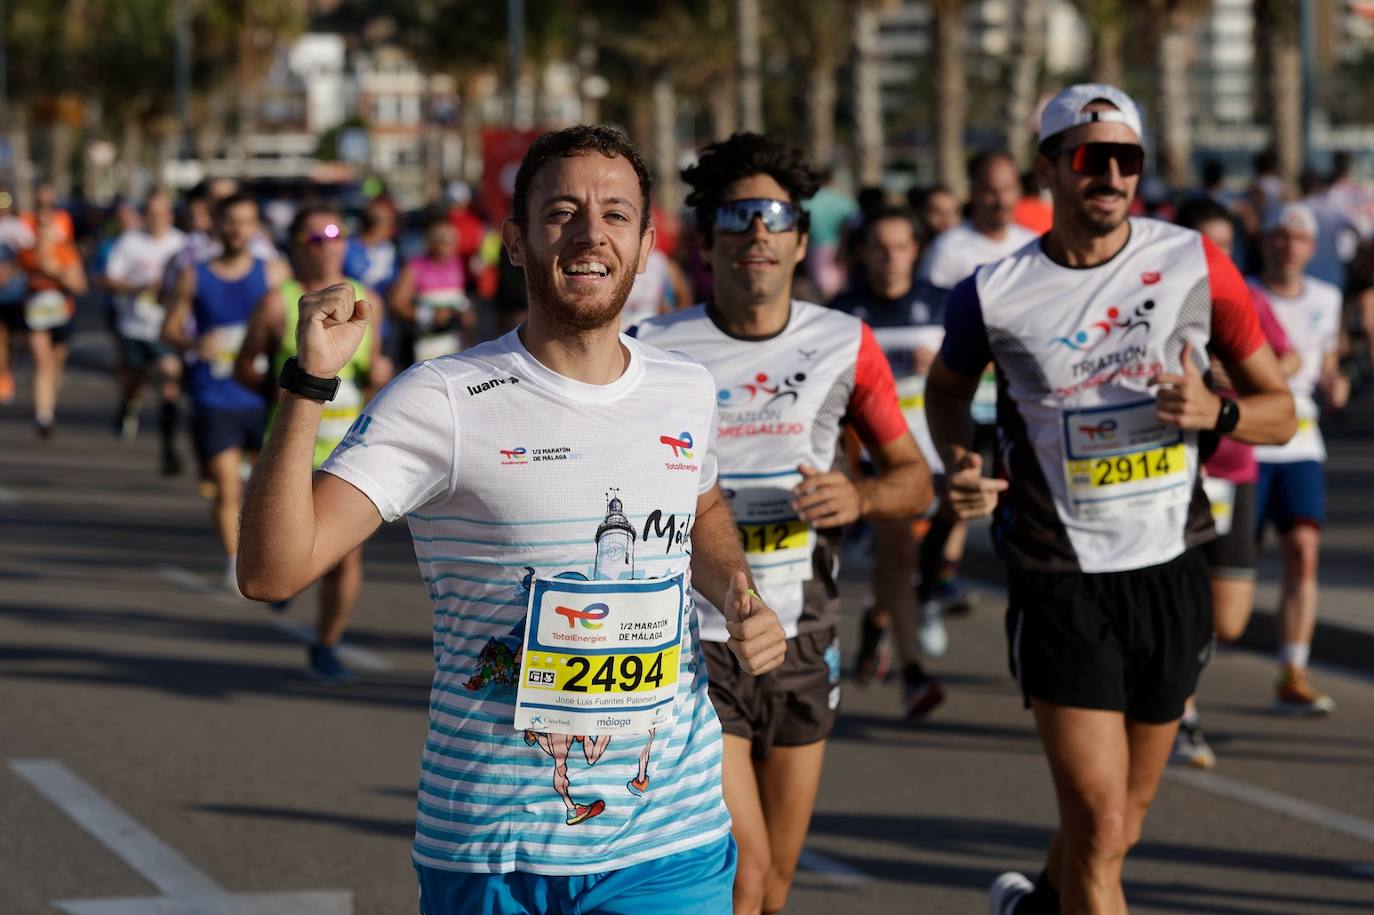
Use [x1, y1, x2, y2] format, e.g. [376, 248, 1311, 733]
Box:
[1203, 482, 1257, 580]
[700, 628, 840, 759]
[1005, 549, 1214, 724]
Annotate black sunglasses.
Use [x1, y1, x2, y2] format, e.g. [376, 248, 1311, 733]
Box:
[713, 198, 801, 234]
[1062, 142, 1144, 177]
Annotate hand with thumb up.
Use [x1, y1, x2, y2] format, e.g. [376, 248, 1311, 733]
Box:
[1151, 341, 1221, 430]
[723, 570, 786, 676]
[945, 451, 1008, 521]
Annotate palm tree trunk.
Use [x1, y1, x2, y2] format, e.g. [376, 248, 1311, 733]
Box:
[735, 0, 763, 132]
[652, 77, 680, 214]
[1005, 0, 1047, 168]
[933, 0, 967, 199]
[853, 3, 884, 187]
[1154, 5, 1195, 188]
[119, 108, 144, 200]
[707, 80, 737, 141]
[1256, 0, 1302, 191]
[806, 51, 838, 172]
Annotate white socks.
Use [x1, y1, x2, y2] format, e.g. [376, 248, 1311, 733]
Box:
[1279, 642, 1310, 669]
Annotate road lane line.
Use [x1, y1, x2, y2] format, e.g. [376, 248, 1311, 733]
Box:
[158, 565, 392, 672]
[1166, 769, 1374, 846]
[55, 890, 354, 914]
[9, 759, 222, 896]
[797, 849, 869, 885]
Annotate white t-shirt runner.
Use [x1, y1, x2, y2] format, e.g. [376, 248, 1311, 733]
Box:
[633, 301, 908, 640]
[106, 228, 186, 341]
[918, 219, 1039, 292]
[939, 219, 1265, 574]
[1248, 275, 1342, 464]
[321, 329, 730, 875]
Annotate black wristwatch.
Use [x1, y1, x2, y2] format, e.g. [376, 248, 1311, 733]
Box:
[278, 356, 341, 403]
[1214, 396, 1240, 435]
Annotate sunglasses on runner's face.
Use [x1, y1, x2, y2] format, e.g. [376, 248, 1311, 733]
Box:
[1062, 142, 1144, 177]
[713, 198, 801, 234]
[304, 224, 345, 245]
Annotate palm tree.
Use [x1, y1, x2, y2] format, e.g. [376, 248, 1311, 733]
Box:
[1149, 0, 1213, 188]
[735, 0, 764, 132]
[852, 1, 884, 186]
[775, 0, 849, 171]
[931, 0, 967, 198]
[1005, 0, 1047, 169]
[1254, 0, 1302, 190]
[1073, 0, 1128, 86]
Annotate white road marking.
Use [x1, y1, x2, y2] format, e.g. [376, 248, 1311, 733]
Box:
[797, 849, 869, 885]
[55, 891, 353, 915]
[268, 619, 391, 672]
[1166, 768, 1374, 846]
[0, 484, 20, 504]
[10, 759, 221, 895]
[157, 566, 392, 672]
[10, 759, 353, 914]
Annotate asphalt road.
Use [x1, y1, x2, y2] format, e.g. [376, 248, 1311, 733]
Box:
[2, 344, 1372, 914]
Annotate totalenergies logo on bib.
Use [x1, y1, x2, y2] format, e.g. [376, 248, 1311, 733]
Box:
[1053, 300, 1155, 353]
[555, 601, 609, 630]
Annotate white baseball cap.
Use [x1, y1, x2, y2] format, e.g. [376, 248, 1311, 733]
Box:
[1263, 202, 1318, 237]
[1039, 83, 1144, 146]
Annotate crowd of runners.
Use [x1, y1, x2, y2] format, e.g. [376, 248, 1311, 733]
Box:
[3, 81, 1371, 914]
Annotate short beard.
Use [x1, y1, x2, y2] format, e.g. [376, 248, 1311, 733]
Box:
[1075, 205, 1128, 238]
[525, 251, 639, 334]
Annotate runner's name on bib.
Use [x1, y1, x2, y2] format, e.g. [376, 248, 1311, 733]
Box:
[1062, 400, 1190, 521]
[514, 574, 684, 736]
[317, 378, 363, 446]
[24, 290, 69, 331]
[723, 471, 814, 585]
[1201, 475, 1236, 537]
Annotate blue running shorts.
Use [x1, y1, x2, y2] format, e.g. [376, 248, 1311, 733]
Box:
[415, 835, 736, 915]
[1255, 460, 1325, 534]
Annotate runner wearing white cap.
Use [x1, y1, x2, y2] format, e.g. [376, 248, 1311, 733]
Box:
[924, 84, 1296, 915]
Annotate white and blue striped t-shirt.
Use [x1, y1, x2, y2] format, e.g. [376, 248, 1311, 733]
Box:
[321, 329, 730, 875]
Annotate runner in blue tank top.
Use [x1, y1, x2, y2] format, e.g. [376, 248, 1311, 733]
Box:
[163, 193, 289, 594]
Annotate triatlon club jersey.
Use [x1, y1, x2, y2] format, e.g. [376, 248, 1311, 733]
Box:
[633, 301, 908, 639]
[1248, 275, 1342, 465]
[321, 330, 730, 875]
[940, 219, 1265, 574]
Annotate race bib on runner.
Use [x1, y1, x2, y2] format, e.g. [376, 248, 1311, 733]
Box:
[1201, 475, 1235, 537]
[722, 470, 815, 586]
[415, 331, 461, 362]
[203, 323, 247, 379]
[24, 290, 69, 331]
[514, 574, 684, 736]
[1062, 400, 1190, 521]
[317, 378, 363, 447]
[133, 290, 164, 323]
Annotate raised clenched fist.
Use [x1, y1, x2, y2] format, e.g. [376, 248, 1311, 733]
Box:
[297, 282, 373, 378]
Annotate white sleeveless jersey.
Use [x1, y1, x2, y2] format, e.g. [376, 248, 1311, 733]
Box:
[940, 219, 1264, 574]
[1248, 276, 1342, 464]
[321, 330, 730, 875]
[633, 301, 908, 639]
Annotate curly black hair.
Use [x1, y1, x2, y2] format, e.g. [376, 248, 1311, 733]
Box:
[682, 133, 821, 244]
[511, 125, 654, 234]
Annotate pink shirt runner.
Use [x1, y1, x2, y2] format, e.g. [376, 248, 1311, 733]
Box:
[1204, 287, 1291, 484]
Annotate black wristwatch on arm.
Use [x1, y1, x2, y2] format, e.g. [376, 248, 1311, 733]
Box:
[278, 356, 340, 403]
[1214, 396, 1240, 435]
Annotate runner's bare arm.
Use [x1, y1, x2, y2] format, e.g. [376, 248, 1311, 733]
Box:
[690, 483, 786, 676]
[233, 288, 285, 391]
[362, 284, 394, 391]
[238, 283, 382, 601]
[160, 266, 197, 351]
[1319, 350, 1350, 410]
[925, 356, 1007, 520]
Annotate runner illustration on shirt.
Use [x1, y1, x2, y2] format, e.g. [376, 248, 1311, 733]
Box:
[463, 490, 661, 826]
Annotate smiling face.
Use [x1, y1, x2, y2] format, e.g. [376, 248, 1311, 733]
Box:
[707, 173, 807, 310]
[504, 151, 654, 333]
[1037, 103, 1141, 238]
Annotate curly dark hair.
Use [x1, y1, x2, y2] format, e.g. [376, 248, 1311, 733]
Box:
[511, 125, 654, 234]
[682, 133, 821, 244]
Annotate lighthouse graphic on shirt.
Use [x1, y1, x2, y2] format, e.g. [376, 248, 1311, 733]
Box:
[465, 490, 661, 826]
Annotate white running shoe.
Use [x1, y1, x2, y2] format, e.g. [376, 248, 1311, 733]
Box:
[918, 599, 948, 658]
[988, 871, 1034, 915]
